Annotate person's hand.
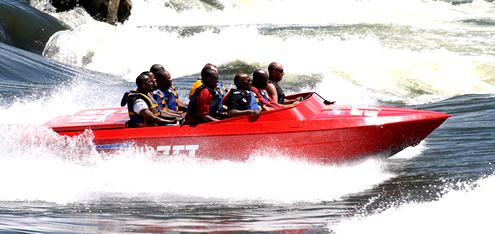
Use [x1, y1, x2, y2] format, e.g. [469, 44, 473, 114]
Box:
[176, 116, 183, 124]
[251, 110, 261, 116]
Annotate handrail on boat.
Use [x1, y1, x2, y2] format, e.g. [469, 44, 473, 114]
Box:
[300, 92, 335, 105]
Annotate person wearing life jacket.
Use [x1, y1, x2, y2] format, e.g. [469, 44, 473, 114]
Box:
[126, 73, 180, 127]
[142, 70, 157, 90]
[250, 69, 283, 111]
[184, 67, 222, 125]
[266, 62, 300, 106]
[224, 73, 261, 118]
[153, 69, 187, 120]
[120, 71, 157, 107]
[150, 64, 188, 112]
[120, 89, 135, 107]
[189, 63, 228, 113]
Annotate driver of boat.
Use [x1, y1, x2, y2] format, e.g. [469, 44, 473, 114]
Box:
[184, 67, 222, 125]
[266, 62, 300, 106]
[223, 73, 262, 118]
[251, 69, 282, 111]
[126, 73, 181, 127]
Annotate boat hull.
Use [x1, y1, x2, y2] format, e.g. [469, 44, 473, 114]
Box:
[43, 93, 450, 163]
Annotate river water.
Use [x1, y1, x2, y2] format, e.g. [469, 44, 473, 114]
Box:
[0, 0, 494, 233]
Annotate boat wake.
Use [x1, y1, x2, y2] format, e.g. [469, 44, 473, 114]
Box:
[331, 174, 495, 234]
[0, 124, 399, 205]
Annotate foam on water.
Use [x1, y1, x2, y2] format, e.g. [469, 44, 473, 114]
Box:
[331, 174, 495, 233]
[389, 141, 427, 160]
[1, 76, 125, 125]
[0, 84, 398, 205]
[30, 0, 495, 105]
[0, 124, 395, 204]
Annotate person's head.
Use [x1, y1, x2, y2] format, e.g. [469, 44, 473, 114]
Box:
[136, 73, 154, 93]
[252, 69, 269, 89]
[234, 73, 252, 90]
[155, 69, 172, 90]
[201, 67, 218, 89]
[203, 63, 218, 73]
[203, 63, 219, 82]
[150, 64, 164, 75]
[141, 71, 156, 90]
[268, 62, 284, 83]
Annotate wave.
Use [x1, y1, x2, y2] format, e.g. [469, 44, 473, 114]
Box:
[0, 42, 127, 107]
[0, 0, 66, 54]
[30, 0, 495, 104]
[331, 173, 495, 233]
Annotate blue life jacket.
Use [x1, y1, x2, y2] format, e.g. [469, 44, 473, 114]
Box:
[259, 89, 271, 107]
[164, 85, 179, 111]
[187, 85, 221, 117]
[154, 85, 180, 111]
[261, 90, 270, 102]
[226, 89, 262, 111]
[120, 89, 137, 107]
[153, 89, 168, 111]
[217, 82, 228, 99]
[126, 91, 161, 127]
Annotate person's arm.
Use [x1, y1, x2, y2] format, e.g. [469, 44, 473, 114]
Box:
[265, 83, 278, 104]
[197, 88, 219, 123]
[178, 100, 188, 111]
[262, 105, 274, 111]
[227, 109, 261, 118]
[201, 115, 220, 122]
[283, 96, 301, 105]
[160, 109, 182, 118]
[140, 109, 179, 125]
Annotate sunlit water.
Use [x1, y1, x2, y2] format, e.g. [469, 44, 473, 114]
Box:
[0, 0, 494, 232]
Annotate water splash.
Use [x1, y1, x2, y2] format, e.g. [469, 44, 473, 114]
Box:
[331, 174, 495, 234]
[0, 129, 394, 204]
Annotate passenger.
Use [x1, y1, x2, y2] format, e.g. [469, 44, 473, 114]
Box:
[189, 63, 229, 106]
[207, 64, 229, 108]
[266, 62, 300, 105]
[150, 64, 164, 75]
[224, 73, 261, 118]
[189, 63, 228, 113]
[184, 67, 222, 125]
[153, 69, 186, 120]
[120, 71, 156, 107]
[120, 71, 157, 107]
[153, 69, 188, 112]
[250, 69, 282, 111]
[126, 73, 180, 127]
[150, 64, 188, 111]
[142, 71, 157, 90]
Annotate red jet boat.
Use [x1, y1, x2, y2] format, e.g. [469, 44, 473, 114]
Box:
[42, 92, 450, 163]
